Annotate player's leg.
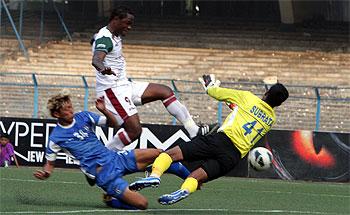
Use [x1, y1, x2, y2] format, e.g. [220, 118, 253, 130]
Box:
[97, 151, 148, 210]
[101, 178, 148, 210]
[134, 148, 162, 170]
[120, 115, 142, 142]
[103, 192, 141, 210]
[105, 115, 142, 151]
[129, 135, 202, 191]
[129, 133, 233, 191]
[150, 145, 184, 177]
[158, 160, 219, 205]
[101, 87, 142, 150]
[158, 167, 208, 205]
[130, 148, 190, 191]
[134, 82, 205, 139]
[108, 188, 148, 210]
[158, 133, 242, 205]
[150, 161, 190, 179]
[134, 134, 208, 183]
[129, 146, 182, 191]
[103, 193, 137, 209]
[123, 188, 149, 209]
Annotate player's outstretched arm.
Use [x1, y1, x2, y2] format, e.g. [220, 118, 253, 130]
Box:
[199, 74, 243, 104]
[33, 160, 54, 180]
[198, 74, 221, 92]
[95, 96, 118, 128]
[92, 51, 115, 75]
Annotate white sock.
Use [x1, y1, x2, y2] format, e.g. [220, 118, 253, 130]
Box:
[183, 118, 200, 138]
[105, 128, 131, 151]
[163, 95, 199, 138]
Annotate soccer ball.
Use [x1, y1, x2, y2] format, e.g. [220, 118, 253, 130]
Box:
[248, 147, 273, 171]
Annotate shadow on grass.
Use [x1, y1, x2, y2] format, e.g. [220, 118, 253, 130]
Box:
[15, 193, 102, 209]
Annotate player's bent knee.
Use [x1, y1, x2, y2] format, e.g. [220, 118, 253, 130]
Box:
[152, 148, 162, 156]
[136, 198, 148, 210]
[129, 195, 148, 210]
[135, 127, 142, 136]
[124, 116, 142, 139]
[128, 129, 142, 141]
[134, 148, 162, 167]
[188, 168, 208, 183]
[123, 188, 148, 210]
[156, 84, 173, 98]
[124, 126, 142, 141]
[166, 146, 184, 161]
[164, 88, 175, 98]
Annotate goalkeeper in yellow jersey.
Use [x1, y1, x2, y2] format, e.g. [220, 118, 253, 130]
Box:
[129, 74, 289, 205]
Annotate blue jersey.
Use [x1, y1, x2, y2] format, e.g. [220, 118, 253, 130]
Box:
[46, 111, 114, 176]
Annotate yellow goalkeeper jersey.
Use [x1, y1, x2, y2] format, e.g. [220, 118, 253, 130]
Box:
[208, 86, 276, 157]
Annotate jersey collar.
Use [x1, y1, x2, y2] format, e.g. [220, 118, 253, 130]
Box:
[58, 118, 76, 129]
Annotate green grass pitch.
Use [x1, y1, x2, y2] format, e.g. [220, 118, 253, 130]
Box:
[0, 167, 349, 214]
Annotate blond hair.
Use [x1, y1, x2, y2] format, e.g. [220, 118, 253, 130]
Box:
[47, 93, 71, 117]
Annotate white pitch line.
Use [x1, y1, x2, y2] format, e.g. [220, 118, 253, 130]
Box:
[1, 208, 346, 215]
[203, 187, 350, 198]
[259, 190, 350, 198]
[0, 208, 229, 214]
[1, 178, 348, 214]
[233, 209, 346, 215]
[223, 177, 347, 188]
[2, 178, 348, 198]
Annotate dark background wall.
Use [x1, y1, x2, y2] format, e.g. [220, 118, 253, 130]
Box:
[6, 0, 349, 23]
[1, 117, 349, 182]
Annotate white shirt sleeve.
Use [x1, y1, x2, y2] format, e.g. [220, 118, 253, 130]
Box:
[97, 116, 107, 126]
[45, 140, 61, 161]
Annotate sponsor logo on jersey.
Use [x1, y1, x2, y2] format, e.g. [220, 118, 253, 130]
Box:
[115, 188, 122, 195]
[96, 44, 106, 49]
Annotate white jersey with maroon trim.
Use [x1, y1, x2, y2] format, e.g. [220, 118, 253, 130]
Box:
[92, 26, 127, 92]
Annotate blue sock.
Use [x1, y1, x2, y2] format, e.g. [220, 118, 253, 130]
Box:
[105, 197, 138, 210]
[144, 162, 190, 180]
[166, 162, 191, 179]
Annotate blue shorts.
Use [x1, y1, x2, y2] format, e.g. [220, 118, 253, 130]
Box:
[95, 150, 138, 199]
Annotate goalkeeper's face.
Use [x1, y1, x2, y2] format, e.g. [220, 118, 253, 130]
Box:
[54, 101, 74, 124]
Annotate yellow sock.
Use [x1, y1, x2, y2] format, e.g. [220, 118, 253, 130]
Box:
[150, 153, 172, 178]
[181, 177, 198, 193]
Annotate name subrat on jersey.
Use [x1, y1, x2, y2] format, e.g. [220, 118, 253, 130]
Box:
[209, 87, 276, 157]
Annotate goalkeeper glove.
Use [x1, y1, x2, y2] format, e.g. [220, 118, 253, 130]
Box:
[198, 74, 221, 92]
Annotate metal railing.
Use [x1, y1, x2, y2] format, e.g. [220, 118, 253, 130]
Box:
[1, 0, 29, 60]
[0, 72, 349, 133]
[0, 0, 73, 59]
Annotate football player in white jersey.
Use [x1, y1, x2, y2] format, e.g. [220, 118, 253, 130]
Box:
[92, 6, 215, 151]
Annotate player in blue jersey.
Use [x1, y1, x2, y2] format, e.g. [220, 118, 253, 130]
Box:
[33, 93, 189, 210]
